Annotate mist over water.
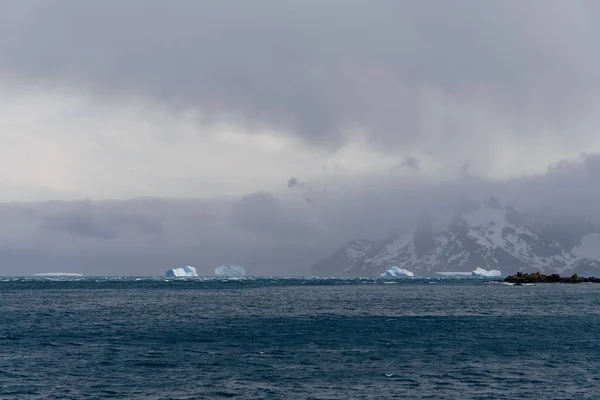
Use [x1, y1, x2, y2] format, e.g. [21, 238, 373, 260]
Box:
[2, 278, 599, 399]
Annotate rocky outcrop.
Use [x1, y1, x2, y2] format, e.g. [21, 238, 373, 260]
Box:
[504, 272, 600, 284]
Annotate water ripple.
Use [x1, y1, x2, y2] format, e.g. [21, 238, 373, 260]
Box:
[1, 279, 599, 399]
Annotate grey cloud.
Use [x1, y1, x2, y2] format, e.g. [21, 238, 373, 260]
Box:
[396, 157, 420, 171]
[2, 0, 599, 152]
[460, 162, 472, 177]
[507, 154, 600, 222]
[287, 177, 306, 188]
[230, 192, 313, 237]
[303, 189, 328, 205]
[286, 177, 327, 204]
[285, 177, 328, 204]
[41, 203, 119, 239]
[583, 154, 600, 176]
[3, 153, 600, 276]
[304, 152, 600, 245]
[107, 213, 163, 234]
[304, 197, 314, 204]
[39, 200, 164, 239]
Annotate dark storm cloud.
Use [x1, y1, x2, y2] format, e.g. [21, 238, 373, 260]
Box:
[2, 0, 599, 150]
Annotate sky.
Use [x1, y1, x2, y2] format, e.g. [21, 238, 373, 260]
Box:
[1, 0, 600, 275]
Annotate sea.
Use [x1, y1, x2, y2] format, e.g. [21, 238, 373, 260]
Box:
[1, 277, 600, 399]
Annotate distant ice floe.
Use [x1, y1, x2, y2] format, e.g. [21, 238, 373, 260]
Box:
[34, 273, 83, 277]
[380, 266, 414, 277]
[472, 267, 502, 277]
[164, 266, 198, 277]
[436, 272, 473, 277]
[436, 268, 502, 278]
[215, 265, 246, 277]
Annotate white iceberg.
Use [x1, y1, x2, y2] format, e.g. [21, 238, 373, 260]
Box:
[164, 266, 198, 277]
[472, 267, 502, 277]
[34, 272, 83, 277]
[380, 266, 414, 277]
[214, 265, 246, 277]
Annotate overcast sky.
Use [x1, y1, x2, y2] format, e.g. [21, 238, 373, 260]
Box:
[1, 1, 600, 275]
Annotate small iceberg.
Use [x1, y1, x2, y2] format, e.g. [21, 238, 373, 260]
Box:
[215, 265, 246, 277]
[380, 266, 414, 277]
[34, 273, 83, 277]
[164, 266, 198, 277]
[472, 267, 502, 277]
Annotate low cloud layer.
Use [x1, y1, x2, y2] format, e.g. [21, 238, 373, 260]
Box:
[1, 153, 600, 275]
[39, 200, 163, 239]
[230, 192, 313, 237]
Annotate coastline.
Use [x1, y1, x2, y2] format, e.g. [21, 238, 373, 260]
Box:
[504, 272, 600, 284]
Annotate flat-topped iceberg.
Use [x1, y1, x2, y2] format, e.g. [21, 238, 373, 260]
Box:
[34, 272, 83, 277]
[472, 267, 502, 277]
[215, 265, 246, 277]
[380, 266, 414, 277]
[164, 266, 198, 277]
[436, 272, 472, 277]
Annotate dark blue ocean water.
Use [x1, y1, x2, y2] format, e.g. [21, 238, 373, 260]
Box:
[1, 277, 600, 399]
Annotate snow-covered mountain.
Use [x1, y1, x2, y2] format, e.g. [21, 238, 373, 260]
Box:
[312, 197, 600, 276]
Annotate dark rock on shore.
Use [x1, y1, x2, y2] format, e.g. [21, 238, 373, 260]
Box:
[505, 272, 600, 284]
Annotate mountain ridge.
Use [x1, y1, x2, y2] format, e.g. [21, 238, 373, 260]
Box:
[312, 197, 600, 276]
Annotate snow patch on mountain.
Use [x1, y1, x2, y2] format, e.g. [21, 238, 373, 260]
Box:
[364, 234, 413, 269]
[345, 240, 375, 260]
